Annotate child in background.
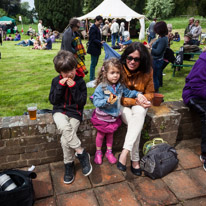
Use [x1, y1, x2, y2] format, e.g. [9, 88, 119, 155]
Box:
[49, 50, 92, 184]
[91, 58, 147, 165]
[173, 32, 180, 42]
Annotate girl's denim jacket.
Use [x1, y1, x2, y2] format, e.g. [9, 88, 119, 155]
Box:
[93, 82, 139, 117]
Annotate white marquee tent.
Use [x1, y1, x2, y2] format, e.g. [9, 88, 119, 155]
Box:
[77, 0, 146, 40]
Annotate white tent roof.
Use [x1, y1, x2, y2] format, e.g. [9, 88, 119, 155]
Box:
[78, 0, 145, 20]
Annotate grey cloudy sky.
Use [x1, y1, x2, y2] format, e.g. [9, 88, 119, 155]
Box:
[21, 0, 34, 9]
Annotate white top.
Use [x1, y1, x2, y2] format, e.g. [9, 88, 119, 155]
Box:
[38, 23, 43, 34]
[111, 22, 119, 34]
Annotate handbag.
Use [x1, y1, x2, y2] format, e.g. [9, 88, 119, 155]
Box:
[0, 170, 37, 206]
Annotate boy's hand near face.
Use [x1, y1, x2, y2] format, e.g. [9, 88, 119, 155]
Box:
[67, 78, 75, 87]
[59, 78, 68, 85]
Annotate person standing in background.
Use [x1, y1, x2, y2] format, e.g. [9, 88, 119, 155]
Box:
[110, 19, 119, 47]
[38, 20, 44, 43]
[148, 18, 157, 43]
[87, 15, 104, 81]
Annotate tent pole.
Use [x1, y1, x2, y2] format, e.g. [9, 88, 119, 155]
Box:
[86, 19, 89, 33]
[128, 21, 130, 33]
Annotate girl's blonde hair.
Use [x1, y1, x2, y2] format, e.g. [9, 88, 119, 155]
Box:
[95, 58, 124, 87]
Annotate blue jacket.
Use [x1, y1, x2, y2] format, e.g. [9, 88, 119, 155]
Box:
[151, 36, 168, 60]
[93, 82, 139, 117]
[87, 24, 102, 56]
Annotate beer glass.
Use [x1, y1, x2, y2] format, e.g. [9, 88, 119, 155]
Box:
[27, 103, 37, 120]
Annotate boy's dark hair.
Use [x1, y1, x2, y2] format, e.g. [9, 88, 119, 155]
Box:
[120, 42, 152, 74]
[95, 15, 103, 22]
[69, 18, 80, 29]
[154, 21, 168, 37]
[53, 50, 77, 73]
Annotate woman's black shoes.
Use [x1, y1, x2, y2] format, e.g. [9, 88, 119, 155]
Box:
[117, 154, 126, 172]
[131, 161, 142, 176]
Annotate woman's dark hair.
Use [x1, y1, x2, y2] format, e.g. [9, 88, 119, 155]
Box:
[69, 18, 80, 29]
[95, 15, 103, 22]
[53, 50, 77, 73]
[120, 42, 152, 74]
[154, 21, 168, 37]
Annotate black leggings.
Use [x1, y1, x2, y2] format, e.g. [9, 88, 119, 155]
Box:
[188, 98, 206, 154]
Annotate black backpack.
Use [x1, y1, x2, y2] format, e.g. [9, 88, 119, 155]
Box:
[140, 143, 178, 179]
[0, 170, 37, 206]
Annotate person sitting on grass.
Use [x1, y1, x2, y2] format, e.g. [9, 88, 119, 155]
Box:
[118, 35, 132, 52]
[173, 32, 180, 42]
[13, 31, 21, 41]
[42, 33, 52, 50]
[15, 36, 35, 46]
[32, 36, 42, 50]
[5, 35, 13, 41]
[49, 50, 92, 184]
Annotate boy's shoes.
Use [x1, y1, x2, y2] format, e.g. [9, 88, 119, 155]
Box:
[200, 154, 206, 171]
[105, 150, 117, 164]
[64, 162, 75, 184]
[76, 150, 93, 176]
[94, 151, 103, 165]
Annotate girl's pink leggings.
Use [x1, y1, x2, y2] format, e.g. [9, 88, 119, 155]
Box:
[96, 131, 113, 148]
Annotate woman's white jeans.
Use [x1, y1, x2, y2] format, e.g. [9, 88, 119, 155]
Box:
[120, 105, 147, 161]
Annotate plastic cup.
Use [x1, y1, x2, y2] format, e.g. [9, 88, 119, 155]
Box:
[27, 103, 37, 120]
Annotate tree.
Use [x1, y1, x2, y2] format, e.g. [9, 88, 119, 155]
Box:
[123, 0, 146, 14]
[34, 0, 84, 31]
[197, 0, 206, 17]
[0, 0, 21, 16]
[145, 0, 175, 19]
[0, 8, 7, 16]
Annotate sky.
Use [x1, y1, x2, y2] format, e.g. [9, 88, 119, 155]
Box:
[21, 0, 34, 9]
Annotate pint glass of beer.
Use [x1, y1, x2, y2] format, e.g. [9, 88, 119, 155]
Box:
[27, 103, 37, 120]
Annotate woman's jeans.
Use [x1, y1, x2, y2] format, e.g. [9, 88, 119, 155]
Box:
[153, 59, 164, 92]
[188, 98, 206, 155]
[90, 55, 99, 81]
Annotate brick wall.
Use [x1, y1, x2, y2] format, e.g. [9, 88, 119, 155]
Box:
[0, 101, 201, 170]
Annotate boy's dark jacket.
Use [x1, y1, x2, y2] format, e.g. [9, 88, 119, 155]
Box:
[49, 74, 87, 121]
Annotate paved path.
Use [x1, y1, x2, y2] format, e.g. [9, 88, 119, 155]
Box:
[32, 144, 206, 206]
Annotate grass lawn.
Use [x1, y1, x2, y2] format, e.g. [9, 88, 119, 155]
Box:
[0, 18, 205, 117]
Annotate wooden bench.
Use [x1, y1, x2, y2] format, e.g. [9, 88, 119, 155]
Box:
[171, 51, 201, 76]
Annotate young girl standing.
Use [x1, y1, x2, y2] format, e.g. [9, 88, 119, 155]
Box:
[91, 58, 148, 165]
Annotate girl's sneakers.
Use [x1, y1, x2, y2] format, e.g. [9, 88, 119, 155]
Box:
[105, 150, 117, 164]
[94, 151, 103, 165]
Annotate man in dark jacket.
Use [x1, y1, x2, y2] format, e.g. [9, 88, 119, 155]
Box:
[87, 15, 103, 81]
[49, 50, 92, 184]
[2, 23, 7, 40]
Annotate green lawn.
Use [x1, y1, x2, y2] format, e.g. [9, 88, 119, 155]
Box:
[0, 19, 205, 117]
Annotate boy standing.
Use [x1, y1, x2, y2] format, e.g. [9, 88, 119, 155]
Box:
[49, 50, 92, 184]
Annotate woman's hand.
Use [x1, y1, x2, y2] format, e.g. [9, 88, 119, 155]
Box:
[136, 94, 151, 108]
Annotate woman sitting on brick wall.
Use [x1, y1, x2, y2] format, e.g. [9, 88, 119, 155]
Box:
[117, 42, 155, 176]
[182, 48, 206, 172]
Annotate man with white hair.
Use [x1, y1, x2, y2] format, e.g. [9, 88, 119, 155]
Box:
[110, 19, 119, 47]
[184, 17, 195, 35]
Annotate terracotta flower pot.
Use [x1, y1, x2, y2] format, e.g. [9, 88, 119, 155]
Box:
[152, 93, 164, 106]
